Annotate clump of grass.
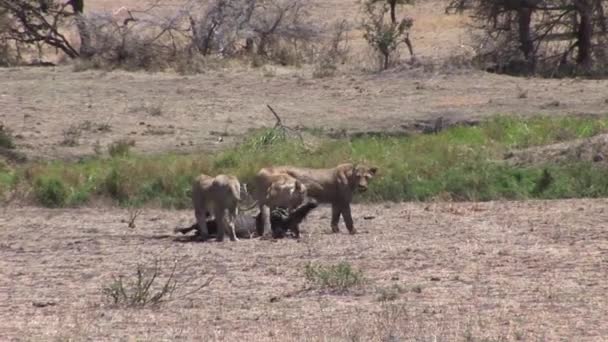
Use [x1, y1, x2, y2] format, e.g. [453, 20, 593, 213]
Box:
[304, 261, 365, 293]
[61, 124, 82, 146]
[0, 124, 15, 149]
[102, 257, 213, 308]
[108, 139, 135, 158]
[376, 284, 406, 302]
[34, 176, 68, 208]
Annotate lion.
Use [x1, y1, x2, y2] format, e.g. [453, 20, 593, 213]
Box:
[191, 173, 241, 242]
[260, 163, 378, 234]
[245, 169, 308, 237]
[175, 200, 319, 240]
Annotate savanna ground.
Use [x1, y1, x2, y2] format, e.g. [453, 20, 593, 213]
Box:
[2, 199, 608, 341]
[2, 0, 608, 340]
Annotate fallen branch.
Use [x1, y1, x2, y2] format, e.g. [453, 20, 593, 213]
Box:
[265, 104, 304, 143]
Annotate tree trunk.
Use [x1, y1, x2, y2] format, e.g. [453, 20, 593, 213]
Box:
[517, 7, 533, 61]
[69, 1, 92, 58]
[74, 13, 93, 58]
[575, 0, 593, 69]
[383, 52, 389, 69]
[389, 0, 397, 24]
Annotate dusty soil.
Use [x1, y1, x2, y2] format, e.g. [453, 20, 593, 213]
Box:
[1, 199, 607, 341]
[2, 0, 608, 161]
[2, 65, 608, 162]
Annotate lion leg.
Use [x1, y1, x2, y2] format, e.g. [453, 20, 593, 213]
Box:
[342, 204, 357, 235]
[228, 206, 239, 242]
[195, 206, 210, 241]
[214, 208, 225, 242]
[259, 204, 272, 237]
[330, 203, 341, 233]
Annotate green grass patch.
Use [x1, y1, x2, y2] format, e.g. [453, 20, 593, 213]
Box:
[1, 114, 608, 208]
[304, 262, 366, 292]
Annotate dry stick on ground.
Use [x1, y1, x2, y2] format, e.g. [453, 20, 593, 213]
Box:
[127, 207, 142, 228]
[266, 104, 304, 143]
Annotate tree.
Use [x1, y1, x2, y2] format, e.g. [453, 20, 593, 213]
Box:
[0, 0, 80, 58]
[369, 0, 415, 57]
[362, 0, 414, 70]
[447, 0, 608, 76]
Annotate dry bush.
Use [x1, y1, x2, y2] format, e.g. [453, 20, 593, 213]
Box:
[71, 0, 320, 72]
[102, 256, 213, 308]
[0, 7, 16, 66]
[78, 4, 188, 71]
[313, 19, 351, 78]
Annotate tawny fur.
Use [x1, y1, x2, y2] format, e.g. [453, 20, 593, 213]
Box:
[248, 169, 308, 237]
[260, 163, 378, 234]
[191, 173, 241, 242]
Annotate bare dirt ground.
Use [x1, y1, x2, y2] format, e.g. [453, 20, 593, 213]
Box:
[2, 2, 608, 340]
[2, 65, 608, 162]
[1, 199, 608, 341]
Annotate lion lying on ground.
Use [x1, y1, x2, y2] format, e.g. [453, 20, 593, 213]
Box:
[258, 163, 378, 234]
[191, 173, 241, 242]
[175, 200, 318, 240]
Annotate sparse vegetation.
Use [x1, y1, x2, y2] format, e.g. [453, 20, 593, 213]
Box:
[61, 124, 82, 147]
[34, 176, 68, 208]
[102, 257, 213, 308]
[3, 115, 608, 207]
[376, 284, 405, 301]
[107, 138, 135, 158]
[304, 261, 366, 292]
[0, 124, 15, 149]
[361, 0, 414, 70]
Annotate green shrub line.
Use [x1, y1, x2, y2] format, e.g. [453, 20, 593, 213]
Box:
[2, 114, 608, 208]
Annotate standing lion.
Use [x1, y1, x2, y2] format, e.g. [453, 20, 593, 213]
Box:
[191, 173, 241, 242]
[259, 163, 378, 234]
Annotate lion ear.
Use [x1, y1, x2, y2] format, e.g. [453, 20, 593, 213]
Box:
[369, 167, 378, 175]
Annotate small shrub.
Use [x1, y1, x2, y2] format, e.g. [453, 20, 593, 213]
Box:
[376, 284, 405, 301]
[103, 260, 177, 308]
[34, 177, 68, 207]
[0, 124, 15, 149]
[108, 139, 135, 158]
[304, 261, 365, 293]
[60, 124, 82, 146]
[102, 257, 212, 308]
[313, 19, 351, 78]
[361, 0, 413, 70]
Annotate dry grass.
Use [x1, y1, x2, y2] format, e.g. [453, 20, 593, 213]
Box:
[1, 199, 607, 340]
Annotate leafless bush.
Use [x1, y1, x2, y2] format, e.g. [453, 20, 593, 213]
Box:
[249, 0, 319, 65]
[313, 19, 351, 78]
[73, 0, 318, 71]
[79, 2, 192, 71]
[187, 0, 319, 66]
[102, 256, 213, 308]
[126, 207, 142, 228]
